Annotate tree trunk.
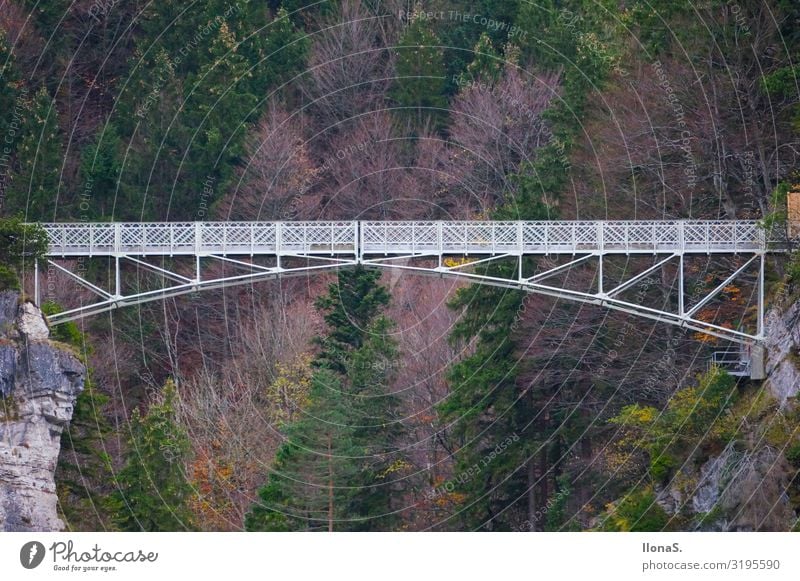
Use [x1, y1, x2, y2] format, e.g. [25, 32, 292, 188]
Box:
[327, 435, 334, 532]
[527, 456, 537, 531]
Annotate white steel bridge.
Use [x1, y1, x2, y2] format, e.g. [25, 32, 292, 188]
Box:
[33, 220, 783, 376]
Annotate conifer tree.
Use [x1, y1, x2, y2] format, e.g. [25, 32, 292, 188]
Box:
[79, 123, 123, 219]
[247, 268, 407, 531]
[465, 32, 503, 84]
[314, 266, 390, 373]
[245, 369, 360, 531]
[0, 32, 20, 155]
[344, 315, 406, 529]
[109, 380, 195, 531]
[392, 18, 448, 130]
[5, 88, 65, 221]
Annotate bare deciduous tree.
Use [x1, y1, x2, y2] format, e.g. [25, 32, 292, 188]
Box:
[315, 110, 406, 218]
[448, 68, 560, 211]
[303, 0, 395, 133]
[221, 103, 315, 220]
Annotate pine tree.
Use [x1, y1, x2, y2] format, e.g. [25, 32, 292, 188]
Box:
[113, 2, 308, 220]
[313, 266, 390, 373]
[248, 267, 408, 531]
[79, 122, 123, 220]
[465, 33, 502, 84]
[116, 48, 183, 220]
[257, 7, 309, 96]
[108, 379, 194, 531]
[344, 315, 407, 529]
[245, 369, 360, 531]
[392, 19, 448, 130]
[0, 218, 48, 291]
[0, 32, 20, 159]
[5, 87, 65, 221]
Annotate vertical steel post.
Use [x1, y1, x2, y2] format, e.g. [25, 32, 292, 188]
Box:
[758, 252, 765, 337]
[276, 222, 282, 269]
[115, 256, 121, 297]
[517, 222, 523, 281]
[437, 221, 443, 268]
[34, 258, 39, 305]
[597, 222, 603, 293]
[353, 220, 362, 264]
[679, 254, 685, 316]
[598, 254, 603, 294]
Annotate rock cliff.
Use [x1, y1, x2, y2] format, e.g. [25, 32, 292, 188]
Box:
[763, 297, 800, 406]
[0, 291, 85, 532]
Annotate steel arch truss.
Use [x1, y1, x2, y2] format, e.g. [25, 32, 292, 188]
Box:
[39, 253, 357, 323]
[363, 250, 766, 346]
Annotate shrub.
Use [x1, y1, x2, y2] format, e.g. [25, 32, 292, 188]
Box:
[0, 265, 19, 291]
[41, 301, 82, 347]
[786, 440, 800, 469]
[601, 487, 671, 532]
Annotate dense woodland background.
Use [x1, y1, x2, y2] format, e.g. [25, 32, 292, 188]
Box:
[1, 0, 800, 531]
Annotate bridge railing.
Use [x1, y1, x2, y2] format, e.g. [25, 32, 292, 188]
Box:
[359, 220, 768, 255]
[39, 220, 770, 257]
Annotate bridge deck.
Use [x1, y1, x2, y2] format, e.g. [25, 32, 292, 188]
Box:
[40, 220, 774, 257]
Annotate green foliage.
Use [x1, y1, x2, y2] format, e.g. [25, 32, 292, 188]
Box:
[248, 269, 406, 531]
[600, 486, 671, 531]
[465, 33, 503, 84]
[108, 379, 194, 531]
[343, 316, 406, 528]
[19, 0, 73, 36]
[259, 7, 310, 94]
[41, 301, 82, 346]
[0, 218, 49, 272]
[57, 379, 114, 530]
[79, 123, 123, 220]
[544, 476, 574, 531]
[112, 2, 309, 219]
[392, 18, 448, 129]
[0, 265, 19, 292]
[245, 369, 360, 531]
[4, 88, 65, 221]
[435, 0, 521, 94]
[610, 367, 738, 482]
[787, 440, 800, 469]
[314, 266, 390, 373]
[762, 181, 790, 229]
[277, 0, 332, 26]
[0, 31, 21, 152]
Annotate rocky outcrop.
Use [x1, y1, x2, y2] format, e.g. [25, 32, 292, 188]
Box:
[0, 291, 85, 532]
[763, 298, 800, 407]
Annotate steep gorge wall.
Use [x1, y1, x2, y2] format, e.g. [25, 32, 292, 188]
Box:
[0, 291, 85, 532]
[764, 297, 800, 406]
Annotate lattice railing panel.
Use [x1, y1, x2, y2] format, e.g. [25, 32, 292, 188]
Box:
[40, 220, 772, 257]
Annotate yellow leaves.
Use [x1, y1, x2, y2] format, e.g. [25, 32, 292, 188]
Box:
[631, 406, 656, 424]
[217, 22, 238, 52]
[610, 403, 657, 427]
[443, 256, 476, 268]
[265, 353, 313, 425]
[693, 328, 719, 344]
[377, 459, 413, 479]
[188, 453, 238, 530]
[436, 491, 467, 507]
